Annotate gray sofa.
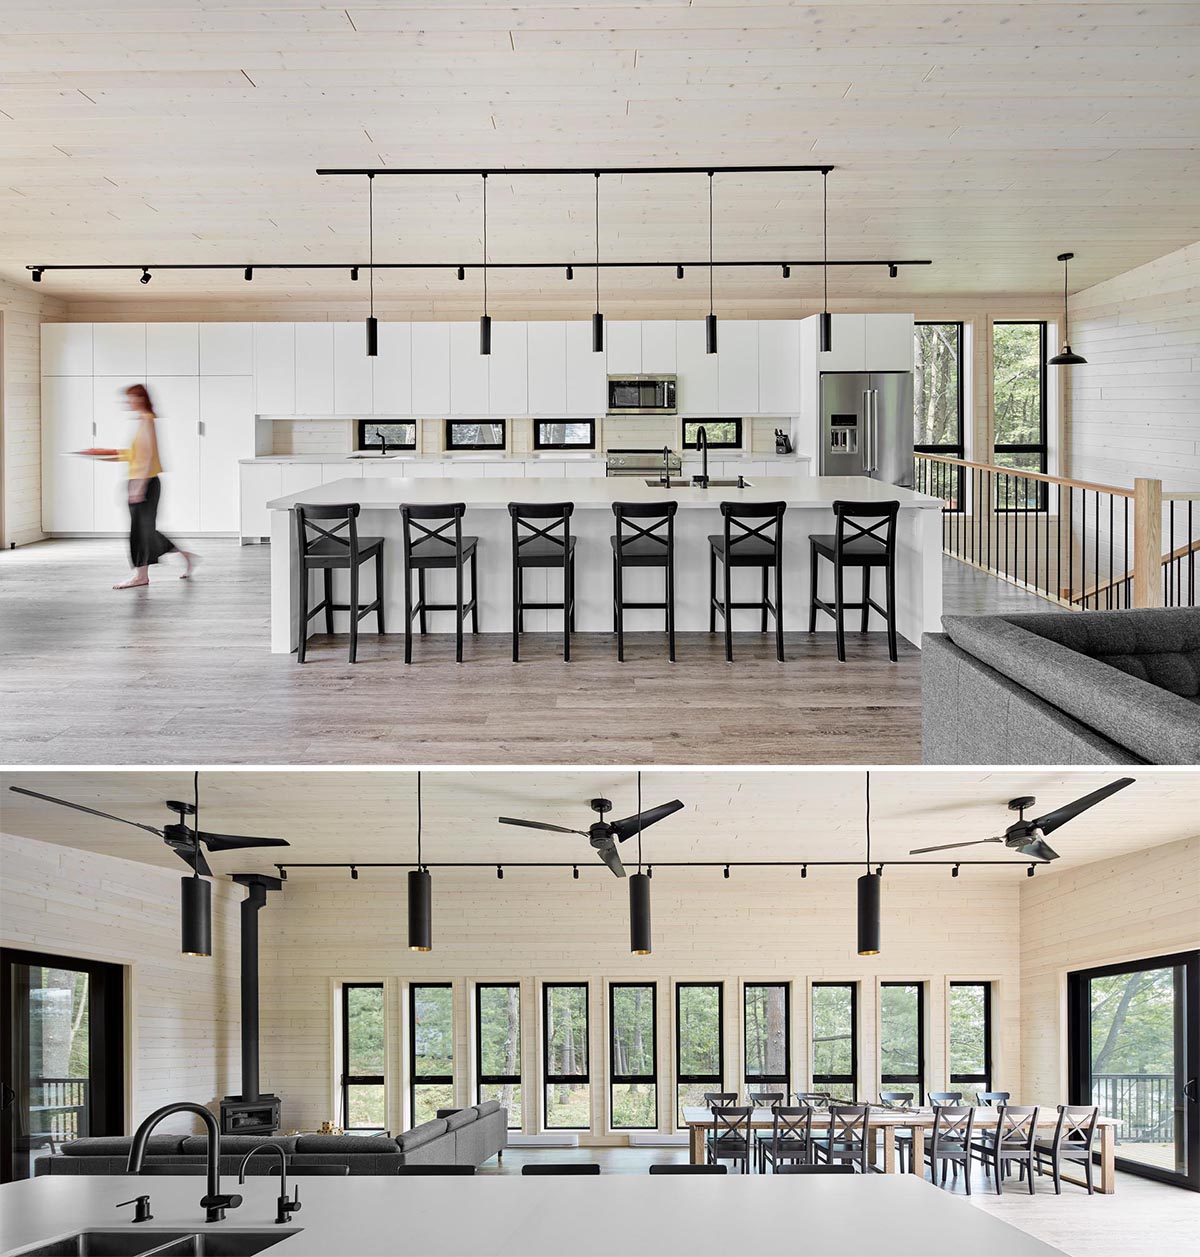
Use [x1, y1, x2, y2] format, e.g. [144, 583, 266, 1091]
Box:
[922, 608, 1200, 764]
[35, 1101, 507, 1177]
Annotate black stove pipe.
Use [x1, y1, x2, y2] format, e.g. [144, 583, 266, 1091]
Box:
[230, 873, 281, 1103]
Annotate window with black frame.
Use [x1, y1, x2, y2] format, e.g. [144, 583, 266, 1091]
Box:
[445, 420, 506, 450]
[543, 982, 590, 1130]
[993, 321, 1048, 509]
[341, 983, 385, 1130]
[682, 419, 741, 450]
[914, 322, 965, 510]
[811, 983, 857, 1101]
[475, 982, 522, 1130]
[880, 983, 924, 1100]
[533, 419, 596, 450]
[410, 983, 453, 1127]
[357, 420, 416, 451]
[744, 983, 790, 1097]
[676, 982, 724, 1124]
[949, 982, 992, 1097]
[610, 983, 657, 1130]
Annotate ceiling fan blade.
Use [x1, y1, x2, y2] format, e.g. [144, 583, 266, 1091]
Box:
[1031, 777, 1135, 836]
[595, 841, 627, 878]
[196, 832, 291, 851]
[7, 786, 164, 837]
[1017, 836, 1060, 862]
[908, 837, 1001, 855]
[498, 816, 588, 836]
[172, 844, 213, 878]
[610, 799, 685, 842]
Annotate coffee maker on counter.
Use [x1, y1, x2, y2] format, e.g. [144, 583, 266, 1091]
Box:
[774, 428, 793, 455]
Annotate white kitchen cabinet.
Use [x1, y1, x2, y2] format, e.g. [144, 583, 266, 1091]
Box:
[294, 324, 335, 415]
[527, 322, 567, 415]
[564, 460, 605, 478]
[281, 462, 322, 498]
[488, 322, 528, 414]
[322, 462, 362, 484]
[483, 461, 521, 477]
[199, 322, 253, 375]
[148, 375, 201, 532]
[757, 320, 801, 413]
[92, 323, 146, 377]
[444, 461, 488, 478]
[92, 377, 139, 531]
[675, 320, 719, 414]
[565, 320, 606, 414]
[333, 322, 373, 415]
[146, 323, 199, 375]
[816, 313, 867, 373]
[449, 322, 490, 415]
[371, 322, 412, 415]
[410, 323, 451, 414]
[641, 320, 676, 373]
[529, 460, 565, 478]
[41, 375, 94, 531]
[253, 323, 295, 414]
[41, 323, 92, 376]
[605, 321, 641, 374]
[239, 462, 282, 538]
[717, 320, 759, 414]
[394, 461, 445, 478]
[864, 313, 915, 371]
[199, 376, 254, 531]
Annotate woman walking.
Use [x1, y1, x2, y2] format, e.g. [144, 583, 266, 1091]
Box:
[93, 384, 197, 589]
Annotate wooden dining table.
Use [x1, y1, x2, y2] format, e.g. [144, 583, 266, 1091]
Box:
[680, 1106, 1121, 1194]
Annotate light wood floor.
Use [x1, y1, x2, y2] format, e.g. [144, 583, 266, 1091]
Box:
[481, 1147, 1197, 1257]
[0, 540, 1038, 766]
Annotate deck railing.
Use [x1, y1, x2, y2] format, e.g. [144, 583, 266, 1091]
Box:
[29, 1076, 89, 1142]
[914, 454, 1199, 611]
[1091, 1073, 1175, 1145]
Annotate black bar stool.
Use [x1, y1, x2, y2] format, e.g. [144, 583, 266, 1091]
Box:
[808, 500, 900, 662]
[293, 503, 384, 665]
[708, 501, 787, 662]
[509, 501, 575, 662]
[611, 500, 677, 662]
[400, 503, 479, 664]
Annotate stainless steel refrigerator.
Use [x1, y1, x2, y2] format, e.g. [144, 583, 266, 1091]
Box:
[819, 372, 914, 488]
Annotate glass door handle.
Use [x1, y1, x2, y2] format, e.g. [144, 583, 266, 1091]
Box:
[0, 1083, 14, 1110]
[1184, 1077, 1197, 1102]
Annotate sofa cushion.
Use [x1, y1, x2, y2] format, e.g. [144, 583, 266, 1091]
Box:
[295, 1134, 398, 1154]
[941, 612, 1200, 764]
[443, 1109, 476, 1132]
[472, 1101, 501, 1119]
[396, 1119, 449, 1152]
[181, 1135, 297, 1157]
[61, 1136, 185, 1157]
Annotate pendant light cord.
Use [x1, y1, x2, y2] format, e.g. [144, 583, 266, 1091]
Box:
[482, 174, 488, 317]
[368, 173, 374, 319]
[822, 170, 828, 310]
[865, 770, 871, 871]
[708, 171, 714, 316]
[636, 771, 643, 872]
[1062, 254, 1069, 337]
[594, 173, 600, 314]
[416, 770, 422, 871]
[193, 769, 200, 879]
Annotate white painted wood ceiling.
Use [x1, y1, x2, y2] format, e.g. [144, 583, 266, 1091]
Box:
[1, 1, 1198, 310]
[2, 769, 1195, 882]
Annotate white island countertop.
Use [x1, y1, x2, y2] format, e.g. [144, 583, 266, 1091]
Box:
[0, 1173, 1063, 1257]
[243, 451, 808, 465]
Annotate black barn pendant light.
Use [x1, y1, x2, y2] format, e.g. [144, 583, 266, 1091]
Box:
[181, 771, 212, 956]
[705, 172, 718, 355]
[1048, 251, 1087, 366]
[592, 173, 604, 353]
[819, 170, 832, 353]
[408, 771, 432, 951]
[365, 173, 378, 357]
[479, 175, 491, 355]
[629, 772, 652, 955]
[856, 772, 881, 956]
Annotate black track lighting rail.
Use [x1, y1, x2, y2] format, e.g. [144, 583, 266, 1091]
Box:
[316, 164, 836, 177]
[273, 859, 1045, 874]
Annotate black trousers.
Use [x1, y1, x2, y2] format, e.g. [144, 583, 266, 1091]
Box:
[128, 476, 177, 567]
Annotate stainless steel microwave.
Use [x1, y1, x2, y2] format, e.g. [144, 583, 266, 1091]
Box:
[607, 374, 677, 415]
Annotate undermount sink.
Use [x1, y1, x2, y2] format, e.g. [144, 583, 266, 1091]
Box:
[345, 452, 397, 459]
[644, 478, 752, 489]
[9, 1232, 297, 1257]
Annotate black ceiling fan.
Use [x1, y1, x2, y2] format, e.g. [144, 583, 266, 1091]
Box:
[498, 795, 684, 877]
[8, 773, 290, 877]
[909, 777, 1135, 862]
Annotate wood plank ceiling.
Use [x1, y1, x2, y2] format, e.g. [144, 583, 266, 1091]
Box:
[1, 768, 1193, 879]
[1, 2, 1198, 313]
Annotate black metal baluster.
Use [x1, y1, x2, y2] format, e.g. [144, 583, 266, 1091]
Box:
[1107, 494, 1114, 610]
[1093, 490, 1100, 612]
[1122, 497, 1129, 609]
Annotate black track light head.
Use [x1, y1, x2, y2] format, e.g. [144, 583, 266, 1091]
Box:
[888, 263, 898, 278]
[457, 266, 465, 281]
[1027, 864, 1036, 877]
[801, 864, 807, 879]
[244, 266, 253, 281]
[647, 865, 653, 879]
[350, 267, 359, 281]
[566, 265, 574, 280]
[31, 268, 43, 282]
[572, 865, 579, 880]
[952, 864, 960, 878]
[140, 268, 151, 285]
[676, 265, 684, 279]
[723, 864, 730, 879]
[496, 864, 503, 880]
[350, 866, 358, 880]
[781, 264, 790, 278]
[278, 867, 288, 881]
[876, 865, 883, 877]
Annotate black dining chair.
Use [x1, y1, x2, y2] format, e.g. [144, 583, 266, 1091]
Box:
[509, 501, 575, 662]
[922, 1105, 976, 1194]
[812, 1103, 871, 1174]
[706, 1104, 754, 1173]
[293, 503, 384, 664]
[794, 1092, 832, 1108]
[927, 1092, 963, 1106]
[521, 1163, 600, 1176]
[775, 1163, 855, 1175]
[976, 1091, 1011, 1107]
[747, 1091, 785, 1169]
[396, 1164, 476, 1176]
[648, 1164, 727, 1175]
[761, 1105, 813, 1174]
[808, 499, 900, 662]
[878, 1091, 915, 1173]
[611, 501, 677, 662]
[399, 503, 478, 664]
[1034, 1105, 1100, 1195]
[974, 1104, 1039, 1196]
[703, 1092, 738, 1107]
[708, 501, 787, 661]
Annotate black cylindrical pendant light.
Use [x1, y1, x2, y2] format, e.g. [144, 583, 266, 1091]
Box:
[629, 873, 651, 955]
[479, 174, 491, 356]
[366, 316, 378, 357]
[181, 874, 212, 957]
[365, 173, 377, 357]
[407, 771, 432, 950]
[1048, 251, 1087, 365]
[819, 171, 832, 353]
[856, 772, 880, 955]
[705, 172, 717, 355]
[592, 173, 604, 353]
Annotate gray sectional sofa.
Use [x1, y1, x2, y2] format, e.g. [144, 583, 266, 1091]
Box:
[35, 1101, 507, 1177]
[922, 608, 1200, 764]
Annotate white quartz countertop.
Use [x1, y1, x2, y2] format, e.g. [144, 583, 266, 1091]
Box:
[241, 451, 807, 465]
[0, 1174, 1063, 1257]
[268, 473, 938, 512]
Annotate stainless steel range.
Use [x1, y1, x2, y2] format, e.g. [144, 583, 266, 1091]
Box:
[606, 447, 682, 479]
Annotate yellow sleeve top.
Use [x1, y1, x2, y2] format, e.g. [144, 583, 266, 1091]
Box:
[119, 416, 163, 480]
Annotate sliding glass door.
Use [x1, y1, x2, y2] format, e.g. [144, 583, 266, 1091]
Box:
[1, 949, 124, 1183]
[1069, 951, 1199, 1190]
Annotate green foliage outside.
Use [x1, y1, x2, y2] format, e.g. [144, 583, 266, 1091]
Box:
[744, 984, 787, 1080]
[879, 984, 920, 1083]
[684, 420, 738, 447]
[478, 985, 521, 1129]
[914, 323, 961, 447]
[1089, 968, 1175, 1075]
[949, 984, 988, 1083]
[812, 984, 853, 1095]
[346, 985, 386, 1128]
[676, 984, 722, 1123]
[992, 323, 1044, 446]
[611, 985, 655, 1128]
[545, 985, 589, 1128]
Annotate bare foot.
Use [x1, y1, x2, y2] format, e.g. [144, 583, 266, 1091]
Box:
[113, 577, 150, 590]
[178, 550, 199, 579]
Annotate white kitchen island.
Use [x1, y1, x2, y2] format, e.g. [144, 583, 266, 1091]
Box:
[266, 474, 943, 655]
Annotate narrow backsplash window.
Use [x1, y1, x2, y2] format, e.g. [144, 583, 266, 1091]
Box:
[358, 420, 417, 450]
[533, 419, 596, 450]
[445, 419, 507, 450]
[682, 419, 742, 449]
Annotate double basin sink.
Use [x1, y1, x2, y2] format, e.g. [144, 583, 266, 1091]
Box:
[8, 1231, 296, 1257]
[643, 478, 752, 489]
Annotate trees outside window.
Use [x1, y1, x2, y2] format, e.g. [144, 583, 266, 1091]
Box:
[880, 983, 924, 1100]
[811, 983, 857, 1101]
[915, 322, 965, 509]
[676, 983, 724, 1123]
[683, 420, 741, 449]
[476, 983, 522, 1130]
[744, 983, 790, 1095]
[341, 983, 385, 1130]
[992, 322, 1048, 508]
[543, 983, 590, 1130]
[410, 984, 453, 1127]
[949, 983, 992, 1096]
[610, 984, 657, 1130]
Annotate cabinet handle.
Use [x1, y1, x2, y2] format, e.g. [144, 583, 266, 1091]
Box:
[198, 420, 204, 437]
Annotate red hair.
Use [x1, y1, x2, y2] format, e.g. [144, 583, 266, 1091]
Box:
[125, 383, 155, 416]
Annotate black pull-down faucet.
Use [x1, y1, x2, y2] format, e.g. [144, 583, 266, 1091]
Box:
[239, 1142, 302, 1225]
[127, 1102, 243, 1224]
[692, 425, 710, 488]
